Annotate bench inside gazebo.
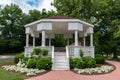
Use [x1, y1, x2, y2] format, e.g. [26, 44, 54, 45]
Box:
[24, 16, 94, 70]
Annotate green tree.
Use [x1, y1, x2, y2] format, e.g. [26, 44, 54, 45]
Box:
[27, 9, 41, 23]
[52, 0, 120, 58]
[0, 4, 25, 53]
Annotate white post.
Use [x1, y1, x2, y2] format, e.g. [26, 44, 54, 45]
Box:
[67, 38, 69, 46]
[33, 37, 35, 47]
[26, 34, 29, 47]
[49, 38, 51, 46]
[83, 36, 86, 47]
[42, 31, 45, 47]
[75, 30, 78, 46]
[90, 33, 93, 47]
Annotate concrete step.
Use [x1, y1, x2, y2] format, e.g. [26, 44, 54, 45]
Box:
[54, 56, 67, 59]
[54, 59, 68, 63]
[54, 53, 66, 56]
[52, 65, 70, 70]
[54, 62, 69, 66]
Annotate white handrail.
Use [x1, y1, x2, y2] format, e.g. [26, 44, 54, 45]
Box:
[51, 46, 54, 70]
[52, 46, 54, 58]
[66, 46, 69, 58]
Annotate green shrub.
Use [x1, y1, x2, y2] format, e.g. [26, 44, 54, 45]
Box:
[70, 58, 85, 69]
[70, 58, 74, 69]
[95, 54, 102, 57]
[79, 49, 84, 58]
[41, 48, 48, 56]
[36, 58, 52, 70]
[20, 57, 29, 65]
[27, 59, 37, 68]
[14, 53, 24, 63]
[31, 47, 41, 55]
[95, 54, 105, 64]
[82, 56, 96, 68]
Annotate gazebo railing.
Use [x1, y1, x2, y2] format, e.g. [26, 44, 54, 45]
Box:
[67, 46, 94, 58]
[24, 46, 53, 57]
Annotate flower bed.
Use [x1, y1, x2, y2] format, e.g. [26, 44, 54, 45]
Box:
[2, 65, 46, 76]
[74, 65, 114, 74]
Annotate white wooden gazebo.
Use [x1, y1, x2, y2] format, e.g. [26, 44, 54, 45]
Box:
[24, 16, 94, 70]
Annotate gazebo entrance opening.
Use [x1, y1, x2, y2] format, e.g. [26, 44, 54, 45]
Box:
[54, 34, 66, 52]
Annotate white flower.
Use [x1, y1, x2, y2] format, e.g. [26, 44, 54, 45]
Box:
[74, 65, 114, 74]
[2, 65, 46, 76]
[27, 72, 36, 76]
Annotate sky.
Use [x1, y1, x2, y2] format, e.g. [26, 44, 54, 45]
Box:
[0, 0, 56, 13]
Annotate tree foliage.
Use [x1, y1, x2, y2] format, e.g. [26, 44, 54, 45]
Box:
[52, 0, 120, 58]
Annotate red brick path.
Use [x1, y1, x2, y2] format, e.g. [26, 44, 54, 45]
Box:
[27, 61, 120, 80]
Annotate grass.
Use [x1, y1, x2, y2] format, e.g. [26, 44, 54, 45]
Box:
[0, 68, 24, 80]
[0, 59, 27, 80]
[0, 59, 14, 64]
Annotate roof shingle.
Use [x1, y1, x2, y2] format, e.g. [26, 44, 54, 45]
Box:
[46, 16, 76, 19]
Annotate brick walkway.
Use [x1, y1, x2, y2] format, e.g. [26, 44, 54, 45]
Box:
[27, 61, 120, 80]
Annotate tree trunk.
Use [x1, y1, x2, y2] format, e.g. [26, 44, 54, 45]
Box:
[113, 50, 118, 59]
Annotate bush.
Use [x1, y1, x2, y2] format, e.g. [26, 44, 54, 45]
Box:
[95, 54, 102, 57]
[41, 48, 48, 56]
[82, 56, 96, 68]
[36, 58, 52, 70]
[95, 54, 105, 64]
[27, 59, 37, 68]
[31, 47, 41, 55]
[70, 58, 74, 69]
[20, 57, 29, 64]
[70, 58, 85, 69]
[14, 53, 24, 63]
[79, 49, 84, 58]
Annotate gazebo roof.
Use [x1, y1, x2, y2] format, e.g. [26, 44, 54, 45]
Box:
[25, 16, 94, 27]
[46, 16, 76, 19]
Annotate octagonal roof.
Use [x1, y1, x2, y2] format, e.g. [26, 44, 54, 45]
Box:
[46, 16, 76, 19]
[25, 15, 94, 27]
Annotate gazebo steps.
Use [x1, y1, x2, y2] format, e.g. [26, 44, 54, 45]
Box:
[52, 52, 70, 70]
[52, 66, 69, 70]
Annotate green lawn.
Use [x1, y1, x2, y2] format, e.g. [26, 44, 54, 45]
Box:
[0, 59, 26, 80]
[0, 59, 14, 64]
[0, 68, 24, 80]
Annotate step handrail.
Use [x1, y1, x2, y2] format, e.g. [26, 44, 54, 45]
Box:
[52, 46, 54, 59]
[66, 46, 69, 58]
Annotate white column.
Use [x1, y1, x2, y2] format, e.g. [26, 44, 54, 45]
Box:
[33, 37, 35, 47]
[75, 30, 78, 46]
[42, 31, 45, 47]
[90, 33, 93, 47]
[67, 38, 69, 46]
[26, 34, 29, 47]
[49, 38, 51, 46]
[83, 36, 86, 47]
